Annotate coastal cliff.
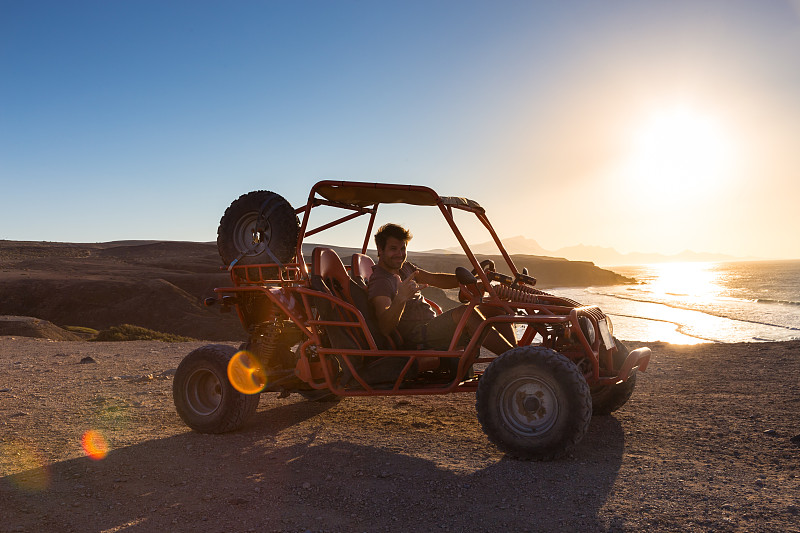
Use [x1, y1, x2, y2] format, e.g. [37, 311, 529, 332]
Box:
[0, 240, 631, 340]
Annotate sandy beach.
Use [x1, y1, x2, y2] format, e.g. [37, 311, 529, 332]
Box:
[2, 336, 799, 532]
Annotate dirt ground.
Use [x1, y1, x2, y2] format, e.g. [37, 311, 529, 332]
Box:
[2, 337, 800, 532]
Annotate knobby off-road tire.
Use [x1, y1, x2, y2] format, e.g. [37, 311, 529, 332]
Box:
[217, 190, 300, 276]
[591, 337, 637, 416]
[476, 346, 592, 460]
[173, 344, 260, 433]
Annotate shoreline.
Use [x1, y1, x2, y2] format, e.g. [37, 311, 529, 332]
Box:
[552, 283, 800, 344]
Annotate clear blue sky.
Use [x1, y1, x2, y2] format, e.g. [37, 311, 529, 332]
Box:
[2, 0, 799, 259]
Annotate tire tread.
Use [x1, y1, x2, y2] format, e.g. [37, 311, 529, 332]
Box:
[173, 344, 260, 434]
[476, 346, 592, 460]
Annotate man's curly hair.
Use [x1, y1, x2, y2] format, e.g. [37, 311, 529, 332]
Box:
[374, 223, 412, 249]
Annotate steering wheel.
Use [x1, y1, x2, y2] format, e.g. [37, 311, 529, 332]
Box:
[472, 259, 514, 285]
[472, 259, 495, 277]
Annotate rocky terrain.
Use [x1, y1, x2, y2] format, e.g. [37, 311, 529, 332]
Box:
[2, 337, 800, 532]
[4, 239, 797, 532]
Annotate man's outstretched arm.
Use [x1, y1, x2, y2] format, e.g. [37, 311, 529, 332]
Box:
[414, 268, 459, 290]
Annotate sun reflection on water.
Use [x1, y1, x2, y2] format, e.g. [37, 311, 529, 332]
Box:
[644, 262, 723, 303]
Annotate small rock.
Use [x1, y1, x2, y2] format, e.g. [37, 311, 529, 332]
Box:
[79, 356, 97, 364]
[0, 388, 10, 393]
[763, 429, 778, 436]
[790, 434, 800, 447]
[755, 479, 765, 487]
[787, 505, 800, 515]
[302, 482, 311, 489]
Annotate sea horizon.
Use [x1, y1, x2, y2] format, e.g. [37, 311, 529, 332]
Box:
[553, 259, 800, 344]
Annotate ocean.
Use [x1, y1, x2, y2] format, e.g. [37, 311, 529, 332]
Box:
[551, 260, 800, 344]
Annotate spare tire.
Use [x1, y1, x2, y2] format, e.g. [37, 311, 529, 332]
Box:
[217, 191, 300, 276]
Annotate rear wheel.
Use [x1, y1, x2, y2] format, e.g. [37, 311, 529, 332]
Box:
[217, 190, 299, 277]
[173, 344, 260, 433]
[591, 337, 637, 415]
[476, 346, 592, 460]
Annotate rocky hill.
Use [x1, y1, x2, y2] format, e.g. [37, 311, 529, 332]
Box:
[0, 240, 632, 340]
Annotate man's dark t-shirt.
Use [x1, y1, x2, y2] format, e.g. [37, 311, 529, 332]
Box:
[367, 261, 435, 340]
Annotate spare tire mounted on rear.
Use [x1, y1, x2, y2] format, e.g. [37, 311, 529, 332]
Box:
[216, 190, 299, 271]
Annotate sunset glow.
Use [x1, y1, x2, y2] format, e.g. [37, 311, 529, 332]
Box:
[625, 105, 734, 204]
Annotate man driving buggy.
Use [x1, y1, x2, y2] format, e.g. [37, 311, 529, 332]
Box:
[368, 223, 516, 356]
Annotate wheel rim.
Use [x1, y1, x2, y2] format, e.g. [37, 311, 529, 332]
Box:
[499, 376, 560, 437]
[185, 368, 224, 416]
[232, 212, 271, 257]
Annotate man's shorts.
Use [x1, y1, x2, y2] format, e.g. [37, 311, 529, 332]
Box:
[404, 307, 469, 350]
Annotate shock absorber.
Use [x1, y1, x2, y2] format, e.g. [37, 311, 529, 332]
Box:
[252, 319, 281, 369]
[493, 283, 540, 304]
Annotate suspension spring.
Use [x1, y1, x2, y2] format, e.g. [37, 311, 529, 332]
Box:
[253, 320, 281, 368]
[493, 283, 540, 304]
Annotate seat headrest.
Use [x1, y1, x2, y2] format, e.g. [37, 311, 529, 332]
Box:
[312, 247, 351, 298]
[351, 253, 375, 280]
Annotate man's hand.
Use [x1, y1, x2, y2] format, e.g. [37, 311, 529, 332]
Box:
[372, 272, 428, 337]
[396, 271, 426, 302]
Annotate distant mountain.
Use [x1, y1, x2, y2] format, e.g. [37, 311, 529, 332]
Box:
[442, 237, 744, 266]
[447, 235, 549, 256]
[551, 245, 743, 266]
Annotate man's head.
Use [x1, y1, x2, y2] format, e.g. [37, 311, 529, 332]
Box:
[374, 223, 412, 271]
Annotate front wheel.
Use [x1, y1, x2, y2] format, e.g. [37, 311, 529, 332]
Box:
[173, 344, 260, 433]
[476, 346, 592, 460]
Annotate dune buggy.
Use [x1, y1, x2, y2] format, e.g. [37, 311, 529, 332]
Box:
[173, 180, 651, 460]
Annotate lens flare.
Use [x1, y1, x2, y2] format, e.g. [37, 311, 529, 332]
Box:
[81, 430, 109, 460]
[1, 441, 50, 491]
[227, 350, 266, 394]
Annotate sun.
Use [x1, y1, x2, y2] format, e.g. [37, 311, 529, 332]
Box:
[625, 105, 733, 201]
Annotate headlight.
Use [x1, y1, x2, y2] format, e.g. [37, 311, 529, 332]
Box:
[605, 315, 614, 336]
[578, 316, 596, 345]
